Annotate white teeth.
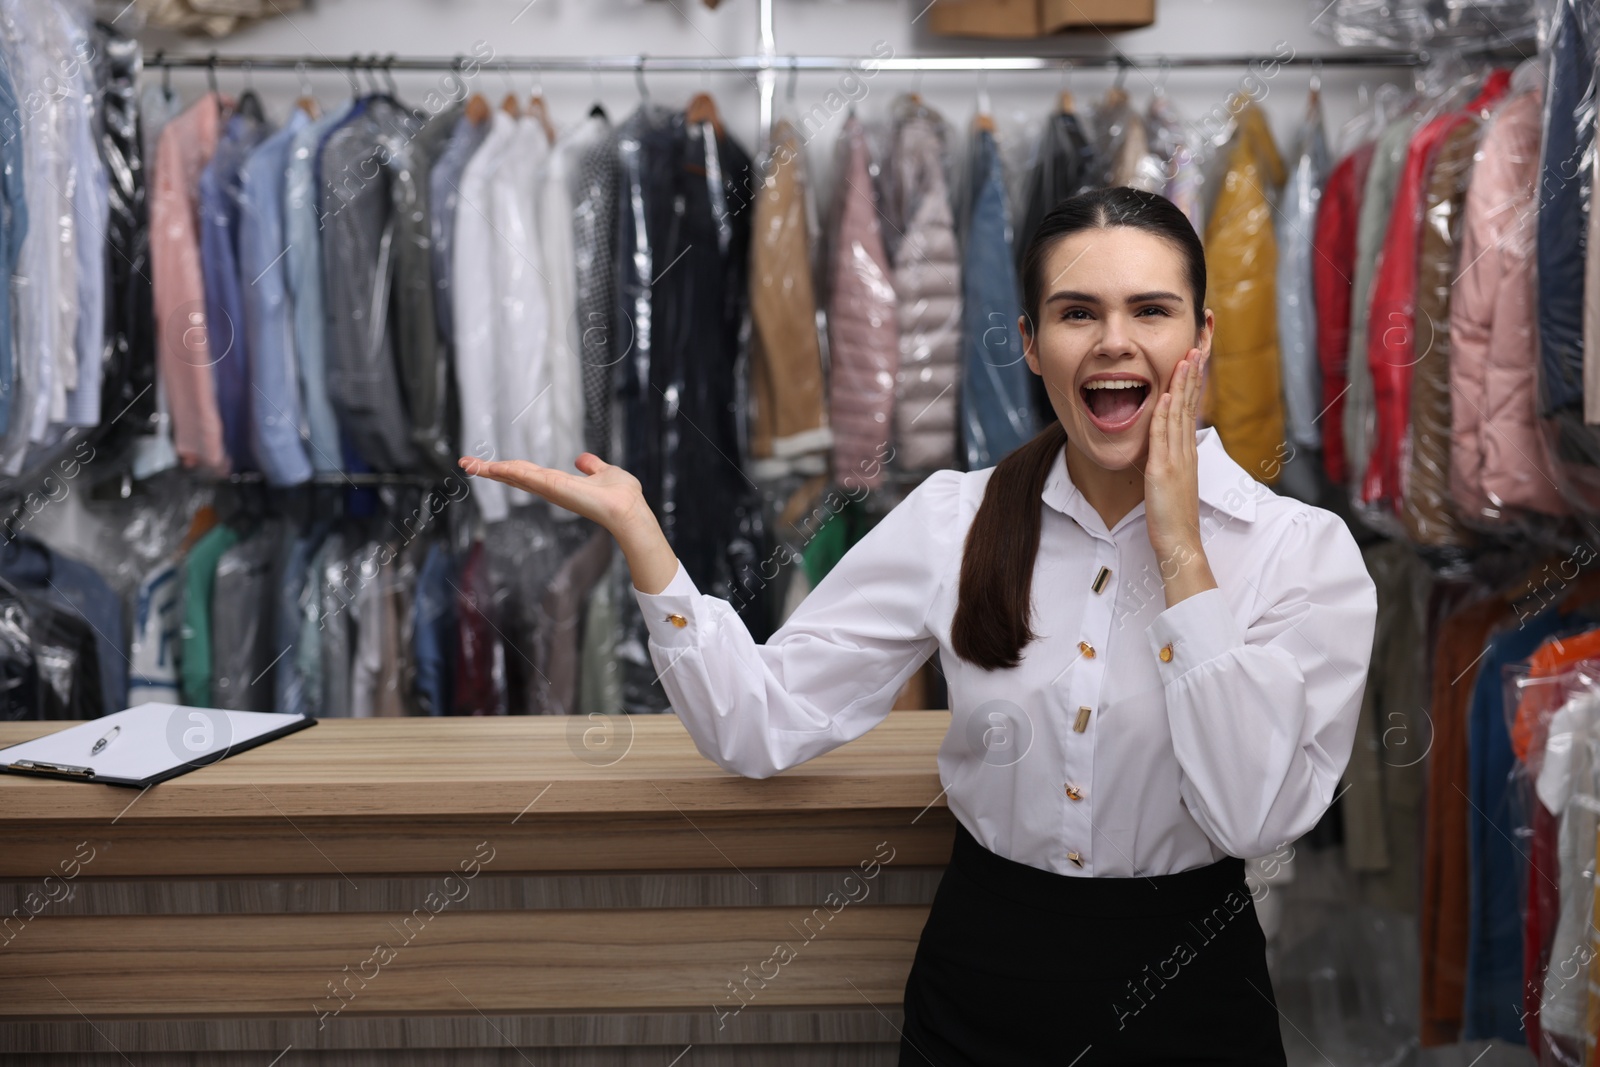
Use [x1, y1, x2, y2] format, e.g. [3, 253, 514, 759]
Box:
[1082, 380, 1147, 390]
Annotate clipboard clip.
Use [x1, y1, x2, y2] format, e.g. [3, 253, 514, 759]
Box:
[9, 759, 95, 780]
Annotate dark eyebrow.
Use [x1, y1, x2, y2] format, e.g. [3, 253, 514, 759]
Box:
[1044, 290, 1185, 306]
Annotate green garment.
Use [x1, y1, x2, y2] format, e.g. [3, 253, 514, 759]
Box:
[180, 524, 239, 707]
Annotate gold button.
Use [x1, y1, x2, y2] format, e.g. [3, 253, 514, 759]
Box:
[666, 613, 688, 629]
[1067, 851, 1084, 868]
[1092, 566, 1111, 594]
[1065, 785, 1083, 801]
[1078, 640, 1096, 659]
[1159, 643, 1173, 663]
[1073, 706, 1091, 733]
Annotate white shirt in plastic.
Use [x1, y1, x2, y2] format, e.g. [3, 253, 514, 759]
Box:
[631, 426, 1378, 878]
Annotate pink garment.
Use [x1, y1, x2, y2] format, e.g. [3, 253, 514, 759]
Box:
[826, 116, 899, 490]
[1449, 87, 1567, 520]
[150, 93, 232, 475]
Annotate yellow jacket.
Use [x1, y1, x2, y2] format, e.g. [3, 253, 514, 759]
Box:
[1202, 101, 1287, 483]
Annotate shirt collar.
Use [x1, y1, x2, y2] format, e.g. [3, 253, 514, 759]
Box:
[1041, 426, 1262, 532]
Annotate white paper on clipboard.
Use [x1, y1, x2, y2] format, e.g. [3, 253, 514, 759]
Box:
[0, 704, 315, 787]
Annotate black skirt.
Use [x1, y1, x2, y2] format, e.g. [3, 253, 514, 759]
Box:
[898, 821, 1288, 1066]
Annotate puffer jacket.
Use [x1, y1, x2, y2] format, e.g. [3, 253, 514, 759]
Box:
[1363, 70, 1512, 513]
[1313, 141, 1375, 487]
[826, 115, 898, 491]
[888, 106, 962, 473]
[1401, 118, 1480, 548]
[1450, 86, 1568, 520]
[1201, 101, 1286, 483]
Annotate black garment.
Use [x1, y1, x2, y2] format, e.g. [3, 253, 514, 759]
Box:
[899, 821, 1287, 1066]
[395, 103, 459, 478]
[26, 594, 103, 721]
[319, 96, 423, 473]
[1014, 110, 1101, 281]
[92, 21, 155, 436]
[613, 108, 770, 712]
[575, 118, 619, 462]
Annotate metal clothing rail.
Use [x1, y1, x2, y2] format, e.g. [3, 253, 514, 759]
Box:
[143, 50, 1437, 73]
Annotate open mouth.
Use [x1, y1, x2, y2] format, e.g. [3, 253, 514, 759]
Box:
[1080, 378, 1152, 433]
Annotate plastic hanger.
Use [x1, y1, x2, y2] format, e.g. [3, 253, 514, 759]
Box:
[294, 61, 320, 118]
[499, 61, 521, 117]
[527, 62, 556, 142]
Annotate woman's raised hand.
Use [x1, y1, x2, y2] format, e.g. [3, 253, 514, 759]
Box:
[458, 453, 682, 594]
[458, 453, 647, 531]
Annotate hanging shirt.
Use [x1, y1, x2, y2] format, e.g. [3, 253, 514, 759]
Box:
[572, 115, 620, 461]
[238, 108, 314, 486]
[428, 110, 489, 352]
[961, 125, 1036, 470]
[1275, 96, 1328, 455]
[52, 3, 106, 430]
[284, 99, 354, 475]
[631, 426, 1376, 878]
[199, 108, 273, 472]
[452, 109, 517, 522]
[0, 52, 26, 440]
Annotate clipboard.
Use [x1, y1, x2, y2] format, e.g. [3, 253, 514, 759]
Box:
[0, 704, 317, 788]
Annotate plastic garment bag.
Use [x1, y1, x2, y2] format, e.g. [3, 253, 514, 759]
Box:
[1451, 67, 1572, 528]
[1307, 0, 1539, 51]
[960, 126, 1036, 470]
[1091, 86, 1152, 190]
[1013, 103, 1100, 281]
[825, 114, 898, 492]
[1200, 100, 1286, 484]
[1145, 92, 1204, 234]
[1399, 116, 1481, 549]
[613, 105, 770, 712]
[1276, 90, 1330, 458]
[748, 118, 831, 480]
[1359, 68, 1513, 529]
[884, 95, 962, 474]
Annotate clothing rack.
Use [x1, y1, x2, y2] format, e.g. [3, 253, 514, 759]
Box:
[143, 50, 1441, 74]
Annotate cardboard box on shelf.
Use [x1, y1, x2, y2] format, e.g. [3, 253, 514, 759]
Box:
[927, 0, 1155, 38]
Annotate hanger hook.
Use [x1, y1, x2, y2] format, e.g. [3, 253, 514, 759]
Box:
[976, 65, 991, 115]
[205, 52, 219, 97]
[241, 58, 254, 94]
[295, 59, 313, 99]
[384, 53, 399, 96]
[1112, 56, 1128, 92]
[635, 55, 649, 102]
[154, 49, 171, 94]
[1310, 56, 1323, 96]
[533, 59, 544, 98]
[787, 55, 798, 104]
[1155, 56, 1170, 95]
[501, 59, 514, 99]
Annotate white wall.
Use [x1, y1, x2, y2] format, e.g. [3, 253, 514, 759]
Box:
[133, 0, 1414, 181]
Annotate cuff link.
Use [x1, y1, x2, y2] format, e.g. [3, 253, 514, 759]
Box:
[1158, 642, 1174, 663]
[1067, 851, 1084, 868]
[1077, 640, 1096, 659]
[1091, 566, 1111, 594]
[666, 613, 688, 629]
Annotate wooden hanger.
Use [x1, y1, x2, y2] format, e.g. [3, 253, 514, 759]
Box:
[527, 94, 556, 142]
[1057, 89, 1075, 114]
[972, 111, 996, 134]
[179, 504, 220, 552]
[465, 92, 490, 125]
[1103, 85, 1129, 109]
[500, 91, 522, 117]
[295, 94, 320, 118]
[686, 91, 723, 137]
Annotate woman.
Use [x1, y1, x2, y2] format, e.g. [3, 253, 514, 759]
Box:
[460, 187, 1377, 1065]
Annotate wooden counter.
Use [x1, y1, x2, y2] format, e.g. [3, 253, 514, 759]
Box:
[0, 713, 956, 1066]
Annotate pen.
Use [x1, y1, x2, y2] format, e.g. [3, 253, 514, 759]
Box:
[90, 725, 120, 757]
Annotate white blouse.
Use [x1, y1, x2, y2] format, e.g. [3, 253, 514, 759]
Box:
[631, 427, 1378, 877]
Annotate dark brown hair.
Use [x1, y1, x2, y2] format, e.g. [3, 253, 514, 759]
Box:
[949, 188, 1206, 670]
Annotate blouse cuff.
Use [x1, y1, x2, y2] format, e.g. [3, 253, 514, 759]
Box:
[1145, 586, 1246, 677]
[631, 559, 704, 648]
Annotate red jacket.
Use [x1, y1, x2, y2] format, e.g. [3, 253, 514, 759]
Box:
[1362, 69, 1513, 510]
[1313, 143, 1374, 486]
